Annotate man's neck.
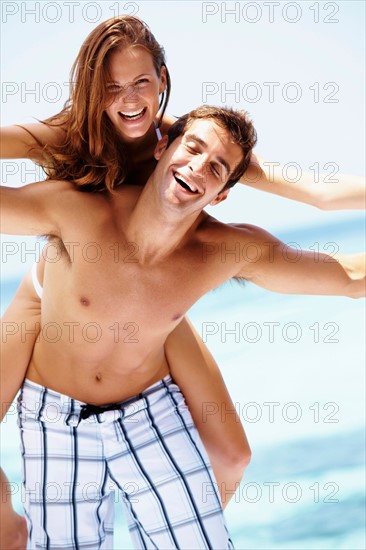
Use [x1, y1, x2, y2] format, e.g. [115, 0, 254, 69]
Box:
[124, 179, 205, 264]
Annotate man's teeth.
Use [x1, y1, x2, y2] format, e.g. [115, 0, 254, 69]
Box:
[175, 175, 198, 193]
[118, 108, 145, 120]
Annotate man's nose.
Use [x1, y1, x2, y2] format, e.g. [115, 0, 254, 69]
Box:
[188, 155, 206, 177]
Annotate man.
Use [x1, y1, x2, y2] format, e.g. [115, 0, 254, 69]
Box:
[1, 106, 365, 549]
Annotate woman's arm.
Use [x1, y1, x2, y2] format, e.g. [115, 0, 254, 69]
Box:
[165, 317, 251, 509]
[0, 265, 44, 422]
[240, 153, 365, 210]
[0, 468, 28, 550]
[0, 123, 65, 161]
[1, 263, 44, 548]
[159, 115, 365, 211]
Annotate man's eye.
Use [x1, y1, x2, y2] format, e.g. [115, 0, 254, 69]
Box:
[210, 164, 220, 177]
[186, 144, 198, 153]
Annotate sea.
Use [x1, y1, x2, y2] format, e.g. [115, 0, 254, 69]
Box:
[1, 216, 365, 550]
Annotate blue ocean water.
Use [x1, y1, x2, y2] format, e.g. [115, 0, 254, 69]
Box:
[1, 216, 365, 549]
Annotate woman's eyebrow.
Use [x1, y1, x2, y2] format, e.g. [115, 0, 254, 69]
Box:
[107, 73, 150, 85]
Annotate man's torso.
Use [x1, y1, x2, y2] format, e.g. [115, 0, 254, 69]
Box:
[26, 184, 248, 404]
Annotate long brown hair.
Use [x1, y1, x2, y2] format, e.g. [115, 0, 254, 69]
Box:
[40, 16, 171, 192]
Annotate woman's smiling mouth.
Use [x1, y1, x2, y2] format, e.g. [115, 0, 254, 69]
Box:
[118, 107, 147, 121]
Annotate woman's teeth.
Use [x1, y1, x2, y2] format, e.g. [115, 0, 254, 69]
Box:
[118, 107, 146, 121]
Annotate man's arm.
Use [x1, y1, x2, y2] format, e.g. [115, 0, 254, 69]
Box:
[240, 153, 366, 211]
[0, 179, 68, 548]
[0, 180, 73, 237]
[235, 225, 365, 298]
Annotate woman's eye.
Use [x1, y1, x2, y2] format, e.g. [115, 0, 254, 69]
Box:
[135, 79, 149, 87]
[107, 86, 121, 94]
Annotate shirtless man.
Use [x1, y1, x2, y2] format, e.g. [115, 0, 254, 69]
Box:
[1, 106, 365, 550]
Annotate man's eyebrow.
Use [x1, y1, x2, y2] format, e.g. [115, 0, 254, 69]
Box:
[185, 133, 231, 175]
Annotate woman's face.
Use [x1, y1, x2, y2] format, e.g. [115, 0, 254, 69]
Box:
[105, 46, 167, 142]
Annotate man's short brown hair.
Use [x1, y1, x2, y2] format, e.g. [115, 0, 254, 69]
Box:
[167, 105, 257, 190]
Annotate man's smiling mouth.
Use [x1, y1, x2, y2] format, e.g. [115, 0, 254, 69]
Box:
[174, 173, 199, 194]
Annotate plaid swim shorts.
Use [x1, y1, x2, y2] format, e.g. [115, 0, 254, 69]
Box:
[17, 375, 234, 549]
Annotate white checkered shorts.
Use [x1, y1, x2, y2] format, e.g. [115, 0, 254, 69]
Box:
[17, 376, 234, 549]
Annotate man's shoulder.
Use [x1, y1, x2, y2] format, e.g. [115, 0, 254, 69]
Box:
[198, 215, 269, 242]
[23, 179, 77, 204]
[42, 179, 108, 201]
[39, 179, 111, 217]
[40, 179, 77, 194]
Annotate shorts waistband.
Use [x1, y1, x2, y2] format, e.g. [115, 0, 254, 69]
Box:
[19, 375, 174, 427]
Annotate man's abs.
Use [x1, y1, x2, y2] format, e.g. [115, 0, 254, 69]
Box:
[26, 342, 170, 405]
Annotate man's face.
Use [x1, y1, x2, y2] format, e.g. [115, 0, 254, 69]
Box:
[154, 119, 244, 212]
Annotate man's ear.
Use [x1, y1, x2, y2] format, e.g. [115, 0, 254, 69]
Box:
[210, 189, 230, 206]
[154, 135, 169, 160]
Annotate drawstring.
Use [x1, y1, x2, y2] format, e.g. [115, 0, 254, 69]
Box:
[79, 402, 125, 421]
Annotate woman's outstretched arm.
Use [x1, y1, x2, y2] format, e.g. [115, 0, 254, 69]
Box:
[240, 152, 365, 210]
[0, 123, 65, 161]
[165, 317, 251, 509]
